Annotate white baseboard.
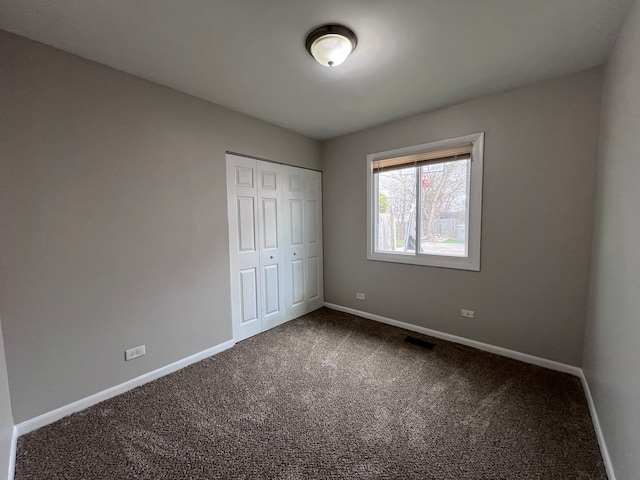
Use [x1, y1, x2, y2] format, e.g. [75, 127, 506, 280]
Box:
[7, 426, 16, 480]
[579, 371, 616, 480]
[15, 339, 235, 437]
[8, 308, 615, 480]
[324, 303, 582, 376]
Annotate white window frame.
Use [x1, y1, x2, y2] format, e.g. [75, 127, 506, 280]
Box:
[366, 132, 484, 271]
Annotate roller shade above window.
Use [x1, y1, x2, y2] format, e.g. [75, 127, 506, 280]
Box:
[372, 143, 472, 173]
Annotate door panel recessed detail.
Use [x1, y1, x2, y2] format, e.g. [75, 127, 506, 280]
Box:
[236, 166, 254, 187]
[261, 171, 277, 190]
[239, 268, 258, 323]
[290, 199, 303, 246]
[263, 264, 280, 316]
[262, 198, 278, 249]
[237, 197, 256, 252]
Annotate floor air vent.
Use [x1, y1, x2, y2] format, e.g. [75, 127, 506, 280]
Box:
[405, 336, 436, 350]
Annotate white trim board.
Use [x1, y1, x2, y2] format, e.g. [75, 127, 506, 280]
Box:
[7, 426, 16, 480]
[324, 303, 581, 376]
[15, 339, 235, 437]
[579, 371, 616, 480]
[7, 307, 615, 479]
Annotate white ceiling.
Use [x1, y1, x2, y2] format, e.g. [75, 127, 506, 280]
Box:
[0, 0, 633, 139]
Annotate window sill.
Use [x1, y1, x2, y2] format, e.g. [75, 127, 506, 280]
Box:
[367, 251, 480, 271]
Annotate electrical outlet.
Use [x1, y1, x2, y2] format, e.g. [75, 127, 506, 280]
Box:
[125, 345, 146, 361]
[356, 293, 365, 300]
[461, 309, 475, 319]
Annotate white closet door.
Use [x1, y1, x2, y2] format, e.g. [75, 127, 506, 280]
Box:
[283, 166, 307, 320]
[257, 162, 286, 331]
[228, 155, 323, 340]
[304, 170, 324, 312]
[226, 154, 262, 341]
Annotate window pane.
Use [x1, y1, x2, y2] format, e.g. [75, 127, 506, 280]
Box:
[419, 159, 469, 257]
[376, 166, 416, 253]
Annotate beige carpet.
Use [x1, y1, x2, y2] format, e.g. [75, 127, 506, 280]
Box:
[16, 307, 606, 479]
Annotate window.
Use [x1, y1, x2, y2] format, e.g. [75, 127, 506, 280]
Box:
[367, 132, 484, 271]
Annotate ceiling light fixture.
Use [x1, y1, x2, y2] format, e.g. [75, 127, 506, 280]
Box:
[305, 24, 357, 68]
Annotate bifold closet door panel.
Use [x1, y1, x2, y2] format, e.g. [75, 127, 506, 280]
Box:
[226, 155, 262, 341]
[303, 170, 324, 312]
[257, 162, 286, 331]
[283, 166, 307, 321]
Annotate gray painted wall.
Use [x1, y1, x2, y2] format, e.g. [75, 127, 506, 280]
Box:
[0, 319, 14, 480]
[583, 0, 640, 478]
[1, 20, 635, 478]
[0, 31, 320, 423]
[323, 69, 602, 366]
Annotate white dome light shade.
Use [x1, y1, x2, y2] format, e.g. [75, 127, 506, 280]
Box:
[310, 34, 353, 67]
[305, 25, 357, 68]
